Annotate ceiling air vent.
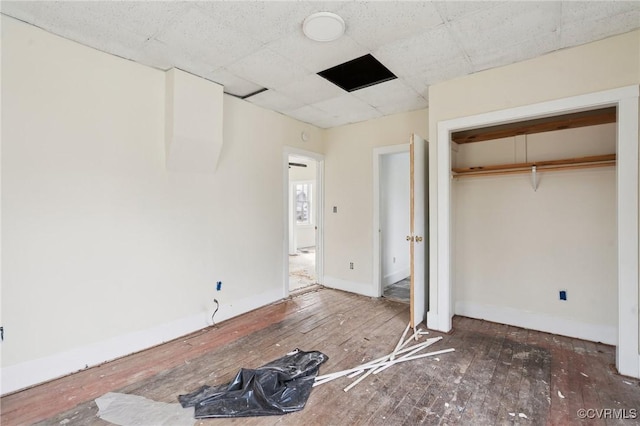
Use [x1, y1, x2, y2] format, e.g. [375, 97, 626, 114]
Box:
[317, 54, 397, 92]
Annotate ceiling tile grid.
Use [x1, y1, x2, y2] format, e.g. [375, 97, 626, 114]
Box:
[204, 68, 264, 99]
[338, 1, 444, 50]
[225, 47, 312, 91]
[245, 89, 306, 113]
[374, 24, 473, 85]
[275, 74, 347, 106]
[266, 32, 370, 75]
[2, 1, 639, 129]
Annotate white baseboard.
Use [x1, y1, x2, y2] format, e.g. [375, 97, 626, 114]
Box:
[455, 301, 617, 345]
[323, 275, 377, 298]
[382, 268, 410, 287]
[0, 287, 282, 396]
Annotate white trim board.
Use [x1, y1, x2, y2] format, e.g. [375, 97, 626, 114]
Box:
[455, 301, 617, 345]
[431, 85, 640, 378]
[1, 287, 283, 395]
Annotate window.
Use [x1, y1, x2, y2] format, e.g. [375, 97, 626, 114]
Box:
[295, 182, 312, 225]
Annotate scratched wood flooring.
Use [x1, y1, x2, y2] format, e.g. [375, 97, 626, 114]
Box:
[2, 287, 639, 425]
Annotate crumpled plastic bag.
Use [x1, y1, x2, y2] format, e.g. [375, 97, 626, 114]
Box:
[178, 349, 328, 419]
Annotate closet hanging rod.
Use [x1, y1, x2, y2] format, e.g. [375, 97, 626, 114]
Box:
[452, 153, 615, 174]
[453, 160, 615, 179]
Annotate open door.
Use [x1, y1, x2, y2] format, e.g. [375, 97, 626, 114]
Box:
[410, 134, 428, 328]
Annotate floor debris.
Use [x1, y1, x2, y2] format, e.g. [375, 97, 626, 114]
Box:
[95, 392, 194, 426]
[178, 349, 327, 419]
[313, 322, 455, 392]
[557, 390, 565, 399]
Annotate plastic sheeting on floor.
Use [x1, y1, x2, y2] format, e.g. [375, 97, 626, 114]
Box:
[179, 349, 328, 419]
[95, 392, 195, 426]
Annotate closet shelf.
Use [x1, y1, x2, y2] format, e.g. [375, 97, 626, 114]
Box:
[452, 154, 616, 178]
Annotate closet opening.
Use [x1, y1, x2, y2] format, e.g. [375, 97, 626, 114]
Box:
[450, 107, 617, 345]
[431, 85, 640, 377]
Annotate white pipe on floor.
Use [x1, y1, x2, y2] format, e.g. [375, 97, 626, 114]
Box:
[313, 347, 454, 387]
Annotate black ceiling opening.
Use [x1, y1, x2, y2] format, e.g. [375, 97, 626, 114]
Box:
[317, 54, 397, 92]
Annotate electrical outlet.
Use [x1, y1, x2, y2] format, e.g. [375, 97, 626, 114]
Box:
[333, 206, 338, 213]
[393, 257, 396, 263]
[349, 262, 354, 270]
[559, 290, 567, 301]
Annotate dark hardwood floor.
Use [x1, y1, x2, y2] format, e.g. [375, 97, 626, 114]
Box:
[2, 287, 639, 425]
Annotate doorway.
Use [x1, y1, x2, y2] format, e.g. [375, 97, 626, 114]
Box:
[379, 151, 411, 303]
[284, 148, 324, 296]
[288, 156, 317, 291]
[373, 136, 428, 328]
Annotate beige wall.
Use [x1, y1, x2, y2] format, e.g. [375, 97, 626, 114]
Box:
[1, 16, 323, 391]
[430, 30, 640, 124]
[323, 110, 427, 295]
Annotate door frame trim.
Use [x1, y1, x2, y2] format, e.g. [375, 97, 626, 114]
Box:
[283, 147, 325, 298]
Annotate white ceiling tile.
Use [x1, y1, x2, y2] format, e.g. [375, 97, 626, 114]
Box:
[284, 105, 343, 128]
[276, 74, 346, 105]
[154, 7, 263, 69]
[319, 115, 356, 128]
[449, 2, 561, 57]
[245, 90, 306, 113]
[561, 1, 640, 25]
[135, 38, 204, 73]
[0, 1, 165, 61]
[435, 2, 505, 23]
[376, 95, 429, 116]
[469, 32, 560, 73]
[351, 79, 421, 108]
[312, 94, 383, 123]
[266, 33, 368, 74]
[375, 25, 472, 84]
[226, 48, 311, 90]
[339, 1, 443, 50]
[560, 10, 640, 49]
[403, 75, 430, 99]
[206, 68, 264, 98]
[1, 1, 185, 39]
[195, 2, 307, 44]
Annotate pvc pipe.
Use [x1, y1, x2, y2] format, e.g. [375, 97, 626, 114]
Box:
[313, 345, 452, 387]
[322, 337, 442, 380]
[372, 339, 440, 375]
[390, 323, 411, 361]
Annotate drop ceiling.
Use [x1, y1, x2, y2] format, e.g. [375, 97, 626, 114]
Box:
[2, 1, 639, 129]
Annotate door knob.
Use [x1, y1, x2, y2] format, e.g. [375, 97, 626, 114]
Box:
[406, 236, 414, 242]
[415, 236, 423, 242]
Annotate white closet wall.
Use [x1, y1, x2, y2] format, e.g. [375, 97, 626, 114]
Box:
[453, 123, 617, 344]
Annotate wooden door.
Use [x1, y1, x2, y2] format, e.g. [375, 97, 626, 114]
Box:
[410, 134, 428, 328]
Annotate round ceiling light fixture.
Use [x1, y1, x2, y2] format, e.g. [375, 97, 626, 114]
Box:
[302, 12, 345, 42]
